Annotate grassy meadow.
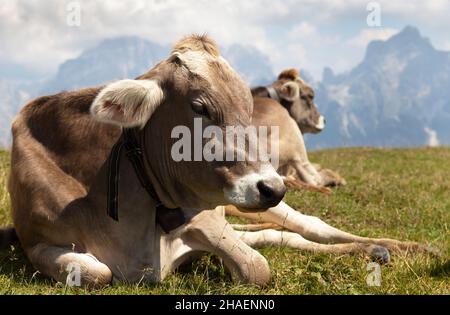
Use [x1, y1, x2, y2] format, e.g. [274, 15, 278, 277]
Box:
[0, 148, 448, 294]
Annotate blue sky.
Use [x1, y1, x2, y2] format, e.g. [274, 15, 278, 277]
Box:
[1, 0, 449, 80]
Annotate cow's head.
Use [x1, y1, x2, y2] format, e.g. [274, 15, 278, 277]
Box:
[263, 69, 325, 134]
[90, 35, 285, 211]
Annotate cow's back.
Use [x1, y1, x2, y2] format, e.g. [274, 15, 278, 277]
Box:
[252, 97, 293, 129]
[11, 87, 121, 189]
[252, 96, 308, 171]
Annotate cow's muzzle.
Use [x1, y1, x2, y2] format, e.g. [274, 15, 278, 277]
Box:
[256, 179, 287, 208]
[316, 115, 326, 131]
[223, 167, 286, 210]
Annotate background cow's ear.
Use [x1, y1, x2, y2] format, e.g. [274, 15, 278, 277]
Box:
[279, 82, 300, 102]
[90, 79, 164, 128]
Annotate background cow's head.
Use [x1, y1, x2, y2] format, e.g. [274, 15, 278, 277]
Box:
[254, 69, 326, 134]
[90, 35, 285, 211]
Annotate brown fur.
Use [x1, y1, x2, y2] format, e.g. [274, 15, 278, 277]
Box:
[6, 35, 284, 286]
[173, 34, 220, 57]
[13, 88, 121, 189]
[251, 69, 346, 188]
[278, 68, 300, 81]
[2, 40, 436, 287]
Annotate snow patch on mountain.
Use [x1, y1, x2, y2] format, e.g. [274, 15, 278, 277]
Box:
[424, 127, 439, 147]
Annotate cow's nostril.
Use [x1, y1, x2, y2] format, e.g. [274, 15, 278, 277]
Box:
[257, 180, 287, 203]
[257, 181, 274, 199]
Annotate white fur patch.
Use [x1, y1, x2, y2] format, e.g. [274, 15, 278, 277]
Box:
[173, 50, 213, 81]
[90, 79, 164, 128]
[316, 115, 326, 130]
[172, 51, 237, 83]
[223, 166, 283, 208]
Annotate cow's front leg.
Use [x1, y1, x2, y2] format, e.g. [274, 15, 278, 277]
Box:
[235, 229, 390, 264]
[27, 243, 112, 288]
[182, 209, 271, 285]
[226, 202, 437, 255]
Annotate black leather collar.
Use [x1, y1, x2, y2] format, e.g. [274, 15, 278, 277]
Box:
[107, 128, 185, 233]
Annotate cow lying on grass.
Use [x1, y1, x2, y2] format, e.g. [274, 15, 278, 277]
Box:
[251, 69, 346, 191]
[0, 35, 436, 288]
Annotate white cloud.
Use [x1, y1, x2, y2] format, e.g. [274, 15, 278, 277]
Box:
[270, 43, 309, 75]
[0, 0, 449, 79]
[288, 22, 318, 39]
[381, 0, 450, 22]
[436, 41, 450, 51]
[0, 0, 279, 74]
[347, 28, 399, 48]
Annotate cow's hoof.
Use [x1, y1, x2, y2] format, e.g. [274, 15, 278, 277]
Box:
[249, 254, 271, 286]
[235, 252, 271, 286]
[369, 245, 390, 265]
[319, 169, 347, 187]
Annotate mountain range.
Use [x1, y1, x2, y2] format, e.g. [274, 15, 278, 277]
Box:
[307, 26, 450, 149]
[0, 26, 449, 149]
[40, 37, 274, 95]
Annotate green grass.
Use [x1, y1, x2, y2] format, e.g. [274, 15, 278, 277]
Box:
[0, 148, 448, 294]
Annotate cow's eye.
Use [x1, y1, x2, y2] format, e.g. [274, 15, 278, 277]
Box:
[191, 101, 210, 118]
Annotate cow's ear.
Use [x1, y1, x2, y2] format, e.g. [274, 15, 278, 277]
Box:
[90, 79, 164, 128]
[279, 82, 300, 102]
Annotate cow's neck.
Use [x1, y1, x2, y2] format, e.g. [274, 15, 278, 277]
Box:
[104, 128, 186, 233]
[84, 151, 161, 281]
[89, 143, 157, 224]
[251, 86, 282, 103]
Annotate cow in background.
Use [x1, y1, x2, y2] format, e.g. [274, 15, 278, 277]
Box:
[252, 69, 346, 190]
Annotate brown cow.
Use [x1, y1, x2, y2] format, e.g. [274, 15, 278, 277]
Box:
[0, 37, 436, 288]
[252, 69, 325, 134]
[3, 35, 286, 287]
[224, 71, 436, 260]
[251, 69, 345, 188]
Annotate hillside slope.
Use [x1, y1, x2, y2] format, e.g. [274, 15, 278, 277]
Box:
[0, 148, 448, 294]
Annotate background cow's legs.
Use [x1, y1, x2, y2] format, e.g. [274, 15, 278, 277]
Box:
[288, 159, 323, 186]
[280, 161, 345, 189]
[27, 243, 112, 288]
[282, 175, 332, 194]
[182, 209, 271, 285]
[317, 167, 347, 187]
[289, 126, 324, 185]
[288, 124, 346, 187]
[226, 202, 436, 255]
[235, 229, 390, 263]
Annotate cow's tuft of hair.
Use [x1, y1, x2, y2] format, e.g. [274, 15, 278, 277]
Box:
[278, 69, 300, 81]
[172, 34, 220, 57]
